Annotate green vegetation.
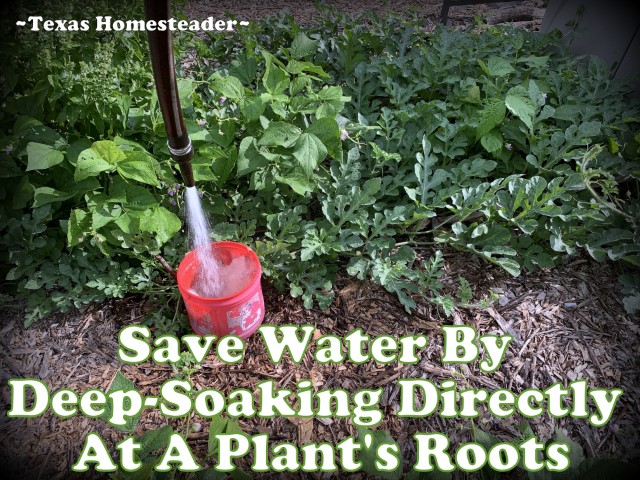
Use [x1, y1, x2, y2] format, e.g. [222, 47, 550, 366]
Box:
[1, 4, 638, 328]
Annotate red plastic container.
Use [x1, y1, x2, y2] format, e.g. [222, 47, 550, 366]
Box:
[177, 241, 265, 339]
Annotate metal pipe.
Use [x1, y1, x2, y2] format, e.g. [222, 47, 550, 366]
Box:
[144, 0, 195, 187]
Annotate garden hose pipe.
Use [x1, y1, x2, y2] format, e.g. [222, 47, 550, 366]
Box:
[144, 0, 195, 187]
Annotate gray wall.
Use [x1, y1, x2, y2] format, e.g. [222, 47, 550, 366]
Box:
[542, 0, 639, 91]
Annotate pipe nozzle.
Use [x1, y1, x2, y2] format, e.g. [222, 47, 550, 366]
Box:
[145, 0, 195, 189]
[168, 138, 195, 187]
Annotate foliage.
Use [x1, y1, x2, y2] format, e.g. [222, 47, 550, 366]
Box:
[476, 422, 639, 480]
[357, 426, 403, 479]
[1, 4, 638, 325]
[104, 370, 251, 480]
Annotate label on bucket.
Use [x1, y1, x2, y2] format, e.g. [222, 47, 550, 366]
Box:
[226, 292, 262, 335]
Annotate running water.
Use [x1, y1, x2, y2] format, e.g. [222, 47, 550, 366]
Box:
[184, 186, 222, 297]
[184, 186, 258, 298]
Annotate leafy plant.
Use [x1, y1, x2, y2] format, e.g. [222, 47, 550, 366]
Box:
[357, 426, 403, 479]
[471, 422, 640, 480]
[1, 2, 638, 324]
[195, 415, 251, 480]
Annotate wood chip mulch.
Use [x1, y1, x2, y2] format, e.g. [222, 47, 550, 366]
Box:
[1, 249, 639, 479]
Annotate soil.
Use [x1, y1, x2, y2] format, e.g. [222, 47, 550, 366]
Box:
[2, 249, 639, 479]
[185, 0, 546, 31]
[2, 1, 639, 479]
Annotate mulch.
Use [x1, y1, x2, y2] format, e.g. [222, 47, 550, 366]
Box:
[1, 248, 639, 479]
[2, 2, 636, 478]
[184, 0, 546, 31]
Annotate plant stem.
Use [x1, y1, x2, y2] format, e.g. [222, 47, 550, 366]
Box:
[396, 240, 437, 247]
[585, 182, 633, 221]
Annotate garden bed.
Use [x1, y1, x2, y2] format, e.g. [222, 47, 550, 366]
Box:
[1, 0, 639, 478]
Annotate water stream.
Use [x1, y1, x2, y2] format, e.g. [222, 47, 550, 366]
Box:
[184, 186, 259, 298]
[184, 186, 222, 297]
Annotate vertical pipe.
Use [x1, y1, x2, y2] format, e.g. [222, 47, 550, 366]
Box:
[144, 0, 195, 187]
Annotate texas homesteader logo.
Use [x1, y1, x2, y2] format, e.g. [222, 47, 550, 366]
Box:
[16, 16, 250, 32]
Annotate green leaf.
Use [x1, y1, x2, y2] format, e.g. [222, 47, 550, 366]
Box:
[209, 74, 245, 100]
[75, 148, 114, 181]
[477, 98, 506, 139]
[187, 121, 212, 144]
[480, 129, 503, 153]
[109, 176, 157, 209]
[177, 78, 195, 108]
[15, 117, 66, 147]
[286, 60, 329, 78]
[554, 104, 583, 121]
[32, 187, 73, 208]
[116, 151, 160, 186]
[114, 136, 147, 152]
[191, 154, 218, 182]
[67, 209, 90, 246]
[293, 133, 327, 176]
[495, 257, 521, 276]
[363, 177, 382, 196]
[92, 203, 122, 230]
[262, 52, 290, 94]
[517, 55, 550, 68]
[237, 137, 268, 178]
[239, 96, 265, 122]
[564, 173, 586, 191]
[99, 371, 140, 433]
[114, 212, 140, 234]
[26, 142, 64, 171]
[290, 32, 318, 59]
[208, 119, 236, 148]
[356, 427, 402, 480]
[290, 76, 310, 96]
[92, 140, 126, 164]
[318, 86, 344, 101]
[229, 468, 252, 480]
[207, 415, 228, 455]
[138, 426, 173, 459]
[473, 426, 502, 480]
[554, 430, 585, 477]
[257, 122, 301, 148]
[276, 169, 316, 195]
[228, 54, 258, 84]
[306, 117, 342, 160]
[121, 457, 160, 480]
[457, 277, 473, 303]
[206, 415, 250, 479]
[578, 121, 602, 138]
[506, 85, 536, 129]
[211, 148, 237, 186]
[139, 206, 181, 244]
[462, 82, 482, 104]
[486, 57, 515, 77]
[67, 138, 92, 166]
[189, 151, 215, 182]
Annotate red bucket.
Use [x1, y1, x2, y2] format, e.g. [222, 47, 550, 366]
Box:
[177, 241, 265, 339]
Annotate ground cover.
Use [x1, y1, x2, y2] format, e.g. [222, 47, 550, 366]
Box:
[0, 1, 638, 478]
